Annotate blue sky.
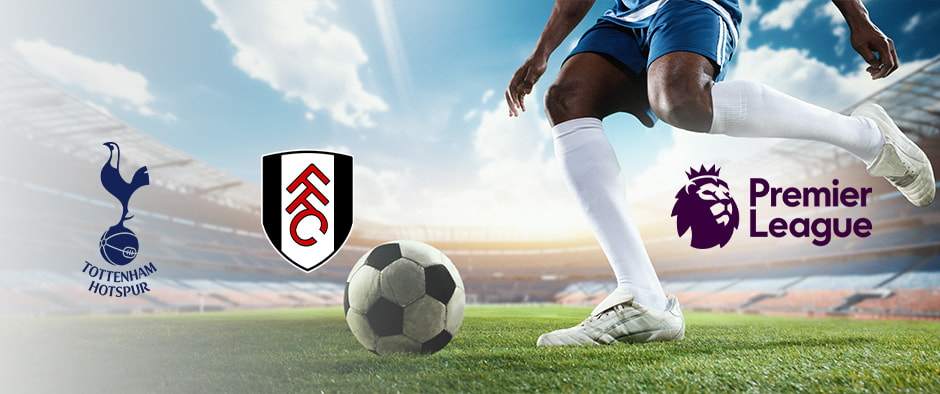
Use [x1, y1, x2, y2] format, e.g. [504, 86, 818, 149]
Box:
[2, 0, 939, 233]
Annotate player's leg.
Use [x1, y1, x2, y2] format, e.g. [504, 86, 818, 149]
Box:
[650, 55, 933, 206]
[706, 78, 934, 206]
[650, 53, 883, 161]
[535, 32, 687, 346]
[644, 2, 933, 206]
[544, 51, 668, 314]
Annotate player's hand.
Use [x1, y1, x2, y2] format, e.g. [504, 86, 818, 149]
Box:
[849, 22, 898, 80]
[505, 55, 548, 117]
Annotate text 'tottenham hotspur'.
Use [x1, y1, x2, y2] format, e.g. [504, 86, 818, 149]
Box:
[81, 261, 157, 297]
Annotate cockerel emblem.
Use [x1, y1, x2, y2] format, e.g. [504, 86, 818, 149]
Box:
[99, 142, 149, 265]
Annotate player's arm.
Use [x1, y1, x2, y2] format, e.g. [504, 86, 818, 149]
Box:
[506, 0, 595, 117]
[832, 0, 898, 79]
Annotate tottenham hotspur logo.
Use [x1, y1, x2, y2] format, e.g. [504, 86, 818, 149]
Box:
[671, 165, 739, 249]
[81, 142, 159, 299]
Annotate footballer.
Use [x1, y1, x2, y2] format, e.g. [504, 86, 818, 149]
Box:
[505, 0, 935, 346]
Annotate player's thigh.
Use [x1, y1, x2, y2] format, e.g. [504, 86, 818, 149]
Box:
[545, 52, 648, 126]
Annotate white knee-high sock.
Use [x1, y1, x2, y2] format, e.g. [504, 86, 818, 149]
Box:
[552, 117, 667, 312]
[710, 80, 884, 164]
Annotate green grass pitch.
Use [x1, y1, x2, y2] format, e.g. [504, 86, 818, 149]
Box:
[3, 305, 939, 392]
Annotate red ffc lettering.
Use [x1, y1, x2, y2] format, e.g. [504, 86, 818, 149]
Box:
[287, 164, 330, 246]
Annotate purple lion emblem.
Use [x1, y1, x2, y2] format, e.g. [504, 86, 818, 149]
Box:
[671, 165, 739, 249]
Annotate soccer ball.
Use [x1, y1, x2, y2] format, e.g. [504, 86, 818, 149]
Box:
[344, 240, 465, 355]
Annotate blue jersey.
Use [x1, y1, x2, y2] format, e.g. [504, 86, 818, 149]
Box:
[602, 0, 742, 44]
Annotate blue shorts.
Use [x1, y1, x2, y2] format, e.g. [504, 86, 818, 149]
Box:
[568, 0, 738, 127]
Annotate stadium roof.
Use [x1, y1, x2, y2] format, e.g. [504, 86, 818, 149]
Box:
[0, 55, 261, 215]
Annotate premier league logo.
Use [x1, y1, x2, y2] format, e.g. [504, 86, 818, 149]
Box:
[671, 165, 739, 249]
[99, 142, 149, 265]
[262, 150, 353, 271]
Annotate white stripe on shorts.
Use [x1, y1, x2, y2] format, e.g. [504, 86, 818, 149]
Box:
[615, 0, 666, 23]
[716, 18, 727, 65]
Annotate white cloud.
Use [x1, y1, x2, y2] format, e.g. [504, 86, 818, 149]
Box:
[831, 25, 847, 56]
[902, 13, 922, 33]
[481, 89, 495, 104]
[352, 89, 590, 235]
[352, 164, 410, 224]
[736, 0, 762, 50]
[815, 2, 844, 26]
[14, 39, 160, 117]
[201, 0, 388, 128]
[441, 92, 588, 231]
[461, 89, 495, 120]
[814, 3, 847, 55]
[759, 0, 811, 31]
[832, 24, 847, 39]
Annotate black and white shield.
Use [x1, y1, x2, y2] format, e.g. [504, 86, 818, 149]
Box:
[262, 151, 353, 271]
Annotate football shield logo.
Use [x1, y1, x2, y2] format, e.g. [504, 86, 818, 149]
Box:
[262, 151, 353, 271]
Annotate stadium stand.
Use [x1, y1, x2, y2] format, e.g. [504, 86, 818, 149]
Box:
[1, 53, 939, 319]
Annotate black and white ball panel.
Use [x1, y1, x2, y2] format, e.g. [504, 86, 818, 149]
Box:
[366, 297, 404, 337]
[424, 264, 456, 304]
[398, 240, 445, 268]
[365, 242, 402, 270]
[403, 295, 446, 342]
[445, 287, 465, 334]
[380, 259, 426, 306]
[346, 265, 380, 314]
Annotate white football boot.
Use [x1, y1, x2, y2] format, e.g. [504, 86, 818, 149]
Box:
[854, 103, 935, 207]
[536, 288, 685, 346]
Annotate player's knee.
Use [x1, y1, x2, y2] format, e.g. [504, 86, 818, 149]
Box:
[543, 82, 580, 126]
[649, 82, 713, 133]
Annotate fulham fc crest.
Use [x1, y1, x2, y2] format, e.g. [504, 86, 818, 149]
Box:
[262, 151, 353, 271]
